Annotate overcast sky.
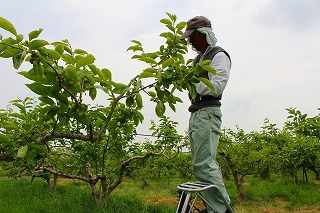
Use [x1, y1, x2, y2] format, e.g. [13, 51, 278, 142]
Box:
[1, 0, 320, 138]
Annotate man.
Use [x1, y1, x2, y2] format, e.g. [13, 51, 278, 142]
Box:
[180, 16, 232, 213]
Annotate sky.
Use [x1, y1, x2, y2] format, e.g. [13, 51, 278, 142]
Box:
[1, 0, 320, 138]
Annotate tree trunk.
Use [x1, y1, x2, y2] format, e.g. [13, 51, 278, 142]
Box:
[233, 172, 245, 199]
[292, 172, 299, 183]
[224, 154, 246, 199]
[46, 174, 59, 190]
[308, 166, 320, 180]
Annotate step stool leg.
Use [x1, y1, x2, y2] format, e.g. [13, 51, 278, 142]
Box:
[176, 192, 192, 213]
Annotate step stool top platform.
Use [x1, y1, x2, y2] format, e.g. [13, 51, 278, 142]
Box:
[177, 181, 219, 192]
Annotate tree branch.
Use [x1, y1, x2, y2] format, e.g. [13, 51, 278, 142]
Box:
[0, 153, 14, 162]
[39, 166, 91, 183]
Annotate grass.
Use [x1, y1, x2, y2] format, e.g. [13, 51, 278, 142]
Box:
[232, 174, 320, 213]
[0, 174, 320, 213]
[0, 177, 174, 213]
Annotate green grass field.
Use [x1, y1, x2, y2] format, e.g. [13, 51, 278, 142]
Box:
[0, 174, 320, 213]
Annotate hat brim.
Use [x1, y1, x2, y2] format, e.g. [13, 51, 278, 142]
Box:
[179, 29, 195, 40]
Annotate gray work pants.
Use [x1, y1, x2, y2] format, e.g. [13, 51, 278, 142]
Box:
[189, 107, 230, 213]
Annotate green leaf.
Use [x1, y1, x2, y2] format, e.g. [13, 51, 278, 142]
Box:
[126, 97, 134, 107]
[89, 87, 97, 100]
[32, 60, 39, 75]
[143, 68, 157, 73]
[28, 28, 43, 41]
[168, 102, 176, 112]
[11, 149, 18, 159]
[47, 106, 59, 118]
[139, 57, 157, 64]
[130, 40, 142, 46]
[156, 89, 164, 101]
[11, 102, 25, 112]
[160, 18, 172, 25]
[175, 96, 183, 103]
[147, 53, 158, 59]
[193, 64, 203, 74]
[62, 54, 73, 64]
[1, 37, 16, 45]
[139, 72, 156, 79]
[0, 43, 7, 53]
[127, 45, 143, 52]
[201, 60, 211, 65]
[0, 134, 9, 144]
[15, 34, 23, 43]
[155, 101, 165, 117]
[39, 96, 55, 105]
[157, 68, 162, 82]
[187, 83, 197, 100]
[53, 92, 69, 106]
[131, 54, 142, 59]
[74, 49, 88, 54]
[21, 123, 32, 131]
[29, 39, 49, 50]
[163, 68, 174, 79]
[112, 83, 130, 94]
[58, 113, 70, 124]
[190, 76, 200, 83]
[148, 91, 156, 98]
[136, 111, 144, 122]
[184, 71, 194, 81]
[0, 17, 17, 35]
[26, 154, 36, 173]
[41, 49, 61, 60]
[88, 64, 98, 75]
[201, 65, 216, 75]
[9, 112, 26, 120]
[166, 24, 175, 32]
[162, 57, 175, 69]
[74, 112, 90, 125]
[12, 49, 26, 69]
[0, 47, 22, 58]
[55, 44, 64, 55]
[176, 22, 186, 31]
[199, 77, 215, 91]
[18, 145, 28, 158]
[101, 68, 112, 80]
[166, 12, 177, 22]
[5, 124, 20, 131]
[26, 83, 52, 96]
[76, 54, 95, 69]
[135, 93, 143, 110]
[29, 144, 48, 154]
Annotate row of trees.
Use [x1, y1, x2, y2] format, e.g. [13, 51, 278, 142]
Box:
[128, 107, 320, 200]
[126, 107, 320, 200]
[218, 107, 320, 199]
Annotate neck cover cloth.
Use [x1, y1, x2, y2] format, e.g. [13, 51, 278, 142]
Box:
[196, 27, 218, 47]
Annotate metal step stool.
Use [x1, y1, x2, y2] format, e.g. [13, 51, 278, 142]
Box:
[176, 181, 234, 213]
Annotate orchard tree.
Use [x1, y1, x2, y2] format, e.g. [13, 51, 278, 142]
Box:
[0, 13, 216, 202]
[282, 107, 320, 182]
[218, 126, 265, 199]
